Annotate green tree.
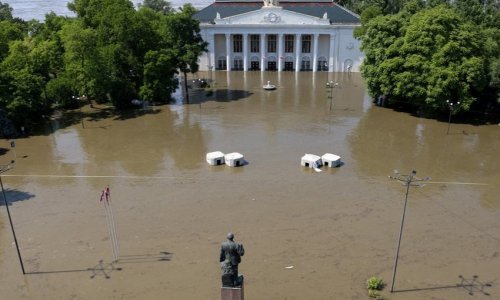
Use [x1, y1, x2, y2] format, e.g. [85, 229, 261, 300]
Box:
[0, 1, 13, 21]
[60, 20, 106, 101]
[162, 4, 207, 104]
[354, 6, 383, 38]
[45, 74, 77, 108]
[140, 0, 172, 14]
[140, 49, 178, 102]
[0, 19, 24, 60]
[356, 0, 500, 116]
[359, 6, 487, 113]
[0, 40, 46, 125]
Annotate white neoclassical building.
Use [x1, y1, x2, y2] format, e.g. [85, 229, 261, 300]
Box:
[193, 0, 363, 72]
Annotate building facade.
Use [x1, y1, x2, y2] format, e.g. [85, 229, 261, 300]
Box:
[193, 0, 363, 72]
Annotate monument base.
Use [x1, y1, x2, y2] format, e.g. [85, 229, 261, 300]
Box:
[221, 281, 244, 300]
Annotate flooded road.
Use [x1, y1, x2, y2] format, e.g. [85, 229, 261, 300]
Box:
[1, 71, 499, 299]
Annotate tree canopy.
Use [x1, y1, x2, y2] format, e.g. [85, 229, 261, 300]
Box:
[0, 0, 207, 135]
[356, 0, 500, 117]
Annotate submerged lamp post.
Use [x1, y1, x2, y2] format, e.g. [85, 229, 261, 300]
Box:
[326, 81, 339, 111]
[389, 169, 430, 292]
[208, 65, 213, 82]
[1, 161, 25, 274]
[73, 96, 84, 129]
[446, 100, 460, 135]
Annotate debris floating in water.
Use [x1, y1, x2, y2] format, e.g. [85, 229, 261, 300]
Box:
[285, 266, 294, 269]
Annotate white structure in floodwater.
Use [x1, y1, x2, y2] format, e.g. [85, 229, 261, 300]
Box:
[207, 151, 226, 165]
[193, 0, 363, 72]
[301, 154, 322, 168]
[321, 153, 341, 167]
[225, 152, 245, 167]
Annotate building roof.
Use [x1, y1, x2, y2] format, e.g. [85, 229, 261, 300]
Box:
[193, 0, 360, 24]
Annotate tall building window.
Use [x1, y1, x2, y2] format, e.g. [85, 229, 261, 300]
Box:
[250, 34, 260, 53]
[302, 35, 311, 53]
[233, 34, 242, 53]
[284, 35, 294, 53]
[267, 35, 276, 53]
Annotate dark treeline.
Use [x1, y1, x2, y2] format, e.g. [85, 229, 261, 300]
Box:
[352, 0, 500, 120]
[0, 0, 206, 136]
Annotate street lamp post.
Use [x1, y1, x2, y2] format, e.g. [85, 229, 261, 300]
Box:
[0, 161, 25, 274]
[208, 65, 213, 82]
[73, 96, 84, 129]
[388, 170, 430, 292]
[446, 100, 460, 135]
[326, 81, 339, 111]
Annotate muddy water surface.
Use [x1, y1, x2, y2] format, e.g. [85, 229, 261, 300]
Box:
[1, 72, 499, 299]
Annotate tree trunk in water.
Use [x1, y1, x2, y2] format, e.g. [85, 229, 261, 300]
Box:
[183, 71, 189, 104]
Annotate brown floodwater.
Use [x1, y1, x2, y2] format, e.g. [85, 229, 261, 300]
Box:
[0, 71, 499, 300]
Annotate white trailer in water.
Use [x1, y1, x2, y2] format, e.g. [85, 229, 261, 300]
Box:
[206, 151, 225, 166]
[225, 152, 244, 167]
[301, 154, 322, 169]
[322, 153, 341, 168]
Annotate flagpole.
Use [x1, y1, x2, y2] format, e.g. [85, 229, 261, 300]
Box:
[106, 186, 120, 261]
[106, 201, 119, 261]
[101, 189, 118, 261]
[104, 201, 118, 261]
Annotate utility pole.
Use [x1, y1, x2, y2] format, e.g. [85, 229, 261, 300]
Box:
[0, 161, 25, 274]
[388, 169, 430, 292]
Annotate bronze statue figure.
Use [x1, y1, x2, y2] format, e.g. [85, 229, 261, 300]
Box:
[220, 232, 245, 287]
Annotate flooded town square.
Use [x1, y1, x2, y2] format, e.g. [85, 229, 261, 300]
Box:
[1, 71, 499, 299]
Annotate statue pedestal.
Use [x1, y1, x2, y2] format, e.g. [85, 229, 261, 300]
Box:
[221, 282, 244, 300]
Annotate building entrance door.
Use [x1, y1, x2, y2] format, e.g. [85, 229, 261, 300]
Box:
[250, 61, 260, 71]
[267, 61, 277, 71]
[284, 62, 294, 71]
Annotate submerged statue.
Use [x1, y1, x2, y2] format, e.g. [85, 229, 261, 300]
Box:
[220, 232, 245, 287]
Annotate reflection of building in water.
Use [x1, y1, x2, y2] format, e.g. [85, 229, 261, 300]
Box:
[194, 0, 363, 72]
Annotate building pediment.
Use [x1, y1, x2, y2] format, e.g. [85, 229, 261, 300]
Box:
[214, 7, 330, 25]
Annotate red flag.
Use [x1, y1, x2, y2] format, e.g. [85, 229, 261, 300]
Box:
[105, 186, 110, 202]
[100, 186, 110, 202]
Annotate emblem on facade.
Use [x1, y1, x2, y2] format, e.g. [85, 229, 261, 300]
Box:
[263, 12, 280, 23]
[263, 0, 280, 7]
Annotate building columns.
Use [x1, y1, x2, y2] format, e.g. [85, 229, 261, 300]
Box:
[312, 33, 319, 72]
[260, 34, 266, 72]
[328, 33, 335, 72]
[278, 33, 283, 71]
[216, 31, 338, 72]
[207, 33, 215, 71]
[243, 33, 248, 71]
[295, 34, 301, 72]
[225, 33, 231, 71]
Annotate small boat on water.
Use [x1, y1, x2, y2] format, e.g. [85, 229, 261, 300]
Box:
[263, 81, 276, 90]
